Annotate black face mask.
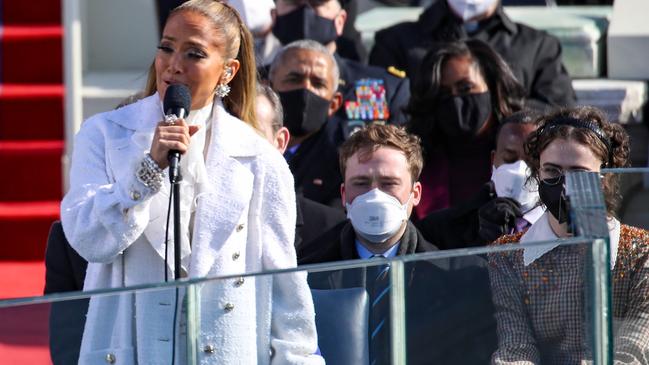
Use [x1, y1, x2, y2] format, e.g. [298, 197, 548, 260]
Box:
[538, 175, 569, 224]
[278, 89, 331, 137]
[272, 5, 338, 45]
[434, 92, 492, 138]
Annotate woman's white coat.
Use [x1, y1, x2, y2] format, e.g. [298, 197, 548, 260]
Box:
[61, 94, 323, 364]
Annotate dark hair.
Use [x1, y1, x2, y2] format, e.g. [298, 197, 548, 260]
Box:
[406, 40, 525, 159]
[525, 106, 630, 214]
[495, 109, 539, 141]
[269, 39, 340, 91]
[339, 124, 423, 184]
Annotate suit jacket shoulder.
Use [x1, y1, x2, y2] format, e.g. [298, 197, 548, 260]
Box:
[298, 220, 349, 265]
[45, 221, 88, 294]
[370, 21, 421, 70]
[296, 195, 346, 251]
[416, 182, 494, 250]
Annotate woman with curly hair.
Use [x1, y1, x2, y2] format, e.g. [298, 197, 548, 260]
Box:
[488, 106, 649, 364]
[406, 39, 525, 218]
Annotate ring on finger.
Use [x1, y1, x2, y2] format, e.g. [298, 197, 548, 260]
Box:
[164, 114, 179, 126]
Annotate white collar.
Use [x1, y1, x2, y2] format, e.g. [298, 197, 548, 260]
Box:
[522, 205, 545, 225]
[355, 240, 401, 259]
[185, 100, 214, 127]
[522, 212, 620, 268]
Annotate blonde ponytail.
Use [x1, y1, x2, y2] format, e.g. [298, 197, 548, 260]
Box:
[223, 17, 258, 131]
[169, 0, 259, 131]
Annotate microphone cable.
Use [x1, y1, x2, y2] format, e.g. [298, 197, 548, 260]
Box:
[163, 181, 179, 365]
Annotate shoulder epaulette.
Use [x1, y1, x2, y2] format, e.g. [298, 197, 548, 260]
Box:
[387, 66, 406, 79]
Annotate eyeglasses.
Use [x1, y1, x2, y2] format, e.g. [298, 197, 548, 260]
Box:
[540, 167, 594, 186]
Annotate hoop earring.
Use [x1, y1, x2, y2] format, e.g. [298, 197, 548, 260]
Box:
[215, 83, 231, 98]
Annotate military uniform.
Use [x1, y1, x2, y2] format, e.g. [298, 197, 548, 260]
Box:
[284, 54, 410, 207]
[369, 1, 576, 109]
[331, 54, 410, 141]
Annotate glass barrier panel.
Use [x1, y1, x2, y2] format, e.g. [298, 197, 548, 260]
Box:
[305, 259, 390, 364]
[566, 170, 612, 363]
[399, 239, 607, 365]
[188, 267, 330, 364]
[0, 283, 198, 364]
[2, 232, 644, 364]
[600, 168, 649, 363]
[0, 258, 385, 365]
[0, 301, 53, 364]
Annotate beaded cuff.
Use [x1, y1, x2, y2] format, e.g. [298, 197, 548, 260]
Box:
[136, 153, 164, 193]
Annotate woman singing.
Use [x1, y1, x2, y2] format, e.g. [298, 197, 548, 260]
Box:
[60, 1, 322, 363]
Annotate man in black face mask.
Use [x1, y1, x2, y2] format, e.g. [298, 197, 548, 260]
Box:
[269, 40, 345, 207]
[271, 0, 411, 140]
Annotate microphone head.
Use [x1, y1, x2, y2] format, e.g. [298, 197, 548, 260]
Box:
[163, 84, 192, 115]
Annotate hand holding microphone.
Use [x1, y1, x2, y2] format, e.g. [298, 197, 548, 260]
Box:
[149, 84, 200, 179]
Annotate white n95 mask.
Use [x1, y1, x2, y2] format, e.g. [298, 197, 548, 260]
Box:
[447, 0, 498, 21]
[491, 160, 539, 212]
[346, 188, 410, 244]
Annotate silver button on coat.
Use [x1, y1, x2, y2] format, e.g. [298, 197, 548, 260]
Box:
[129, 190, 141, 201]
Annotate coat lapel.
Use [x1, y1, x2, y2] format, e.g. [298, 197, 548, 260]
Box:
[105, 93, 162, 132]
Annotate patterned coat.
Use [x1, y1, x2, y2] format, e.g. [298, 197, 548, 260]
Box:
[488, 224, 649, 365]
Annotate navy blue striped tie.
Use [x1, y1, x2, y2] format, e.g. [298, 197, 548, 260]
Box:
[369, 256, 391, 365]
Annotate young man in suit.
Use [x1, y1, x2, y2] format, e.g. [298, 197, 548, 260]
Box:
[299, 124, 497, 364]
[298, 124, 429, 261]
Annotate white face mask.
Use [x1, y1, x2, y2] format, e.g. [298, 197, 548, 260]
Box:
[346, 188, 410, 244]
[447, 0, 498, 21]
[491, 160, 539, 212]
[228, 0, 274, 35]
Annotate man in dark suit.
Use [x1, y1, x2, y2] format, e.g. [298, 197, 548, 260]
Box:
[299, 124, 496, 364]
[269, 40, 345, 206]
[272, 0, 411, 136]
[256, 83, 347, 250]
[369, 0, 576, 110]
[44, 221, 89, 365]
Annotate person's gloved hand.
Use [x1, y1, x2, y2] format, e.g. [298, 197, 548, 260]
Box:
[478, 197, 523, 242]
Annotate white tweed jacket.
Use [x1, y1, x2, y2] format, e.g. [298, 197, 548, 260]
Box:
[61, 94, 323, 365]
